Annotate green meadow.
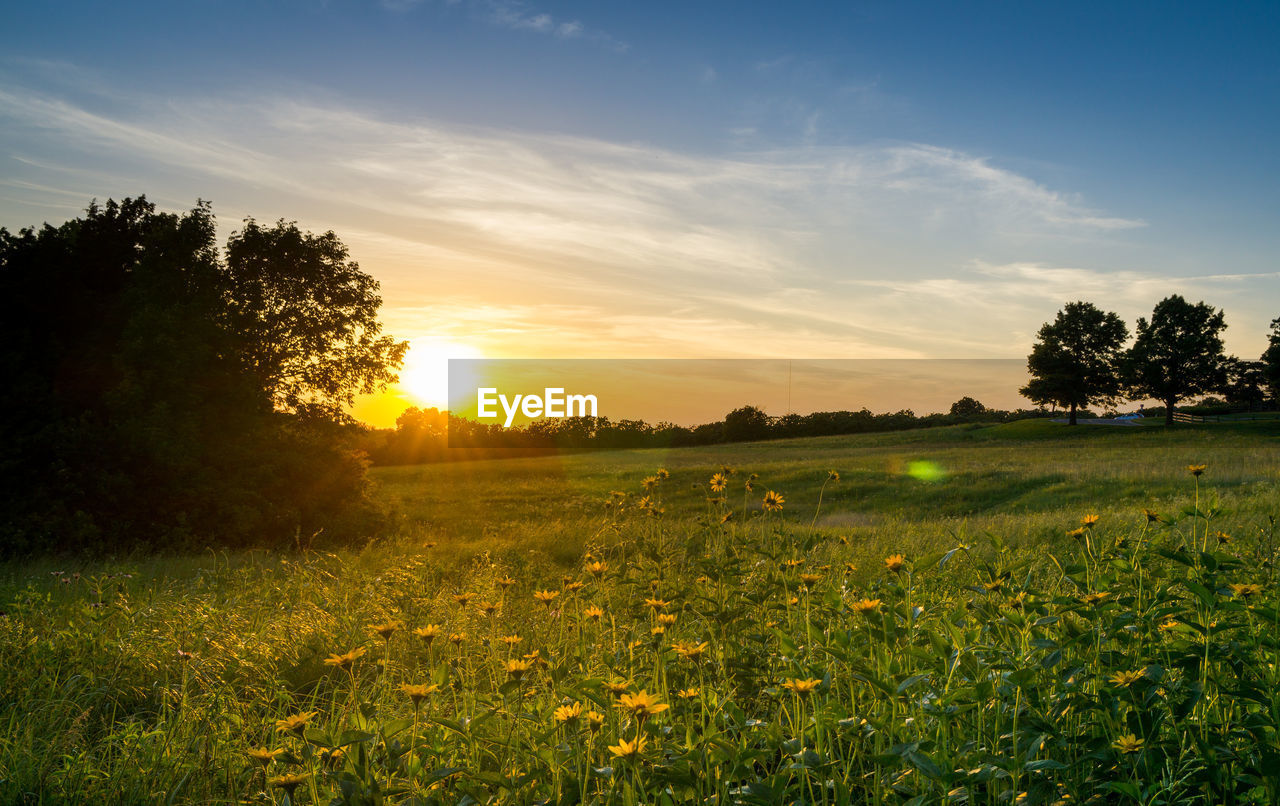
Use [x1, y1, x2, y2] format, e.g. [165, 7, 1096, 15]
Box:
[3, 419, 1279, 804]
[372, 419, 1280, 568]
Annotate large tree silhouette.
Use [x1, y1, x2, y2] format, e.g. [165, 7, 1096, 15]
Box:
[1020, 301, 1128, 425]
[1126, 295, 1227, 425]
[0, 198, 405, 555]
[224, 220, 407, 421]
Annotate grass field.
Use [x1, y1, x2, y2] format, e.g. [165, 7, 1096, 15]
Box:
[2, 420, 1279, 804]
[372, 419, 1280, 569]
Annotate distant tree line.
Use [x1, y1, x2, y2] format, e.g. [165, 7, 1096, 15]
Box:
[361, 397, 1046, 465]
[1021, 297, 1279, 425]
[0, 198, 405, 556]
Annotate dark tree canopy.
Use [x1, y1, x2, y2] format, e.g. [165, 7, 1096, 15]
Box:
[1020, 301, 1129, 425]
[1263, 317, 1280, 403]
[224, 220, 407, 421]
[949, 396, 987, 416]
[1125, 295, 1228, 425]
[1221, 357, 1267, 407]
[0, 198, 405, 556]
[723, 405, 773, 442]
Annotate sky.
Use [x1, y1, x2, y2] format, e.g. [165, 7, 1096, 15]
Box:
[1, 1, 1277, 426]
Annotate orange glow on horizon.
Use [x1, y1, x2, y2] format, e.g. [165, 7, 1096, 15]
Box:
[351, 338, 482, 428]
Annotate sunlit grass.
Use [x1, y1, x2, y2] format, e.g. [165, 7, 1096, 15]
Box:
[1, 421, 1279, 803]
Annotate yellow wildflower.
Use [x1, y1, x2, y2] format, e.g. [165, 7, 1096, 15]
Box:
[1108, 670, 1145, 688]
[850, 598, 881, 615]
[369, 621, 400, 641]
[247, 747, 284, 766]
[554, 701, 583, 725]
[267, 773, 309, 795]
[609, 734, 647, 759]
[413, 624, 441, 643]
[762, 490, 786, 512]
[274, 712, 317, 736]
[1112, 734, 1144, 754]
[323, 647, 367, 671]
[672, 640, 710, 661]
[400, 683, 440, 706]
[616, 690, 669, 719]
[781, 678, 822, 696]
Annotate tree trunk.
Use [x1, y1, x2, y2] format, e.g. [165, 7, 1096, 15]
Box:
[1069, 402, 1078, 426]
[1165, 398, 1175, 426]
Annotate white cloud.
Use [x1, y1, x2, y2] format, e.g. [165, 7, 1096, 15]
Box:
[3, 80, 1207, 361]
[371, 0, 625, 50]
[479, 0, 626, 50]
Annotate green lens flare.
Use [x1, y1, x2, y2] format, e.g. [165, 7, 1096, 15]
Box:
[906, 460, 946, 483]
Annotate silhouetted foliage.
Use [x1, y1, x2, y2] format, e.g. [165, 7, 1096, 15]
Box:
[1263, 317, 1280, 403]
[0, 198, 404, 556]
[949, 396, 987, 417]
[1221, 357, 1268, 408]
[361, 403, 1049, 465]
[723, 405, 773, 442]
[1126, 295, 1228, 425]
[1020, 301, 1129, 425]
[224, 220, 407, 421]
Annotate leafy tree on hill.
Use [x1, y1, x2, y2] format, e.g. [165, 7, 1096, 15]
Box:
[1020, 301, 1129, 425]
[1125, 295, 1228, 425]
[0, 198, 405, 555]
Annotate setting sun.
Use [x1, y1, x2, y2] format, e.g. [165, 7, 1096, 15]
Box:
[396, 339, 482, 408]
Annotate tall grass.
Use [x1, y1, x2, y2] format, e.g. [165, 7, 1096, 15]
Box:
[1, 430, 1278, 802]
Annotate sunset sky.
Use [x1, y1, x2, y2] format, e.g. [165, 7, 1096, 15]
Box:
[2, 2, 1278, 426]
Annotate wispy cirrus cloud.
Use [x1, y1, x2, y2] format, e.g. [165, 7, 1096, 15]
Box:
[1, 76, 1194, 369]
[380, 0, 628, 51]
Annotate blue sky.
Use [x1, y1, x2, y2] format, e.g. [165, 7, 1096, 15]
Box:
[2, 1, 1278, 419]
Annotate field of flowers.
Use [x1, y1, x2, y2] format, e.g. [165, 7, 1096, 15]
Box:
[3, 442, 1279, 804]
